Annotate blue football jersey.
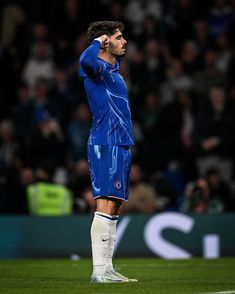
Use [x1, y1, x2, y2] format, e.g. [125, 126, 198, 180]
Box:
[79, 40, 134, 145]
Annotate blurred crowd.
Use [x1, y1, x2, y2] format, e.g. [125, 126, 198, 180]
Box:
[1, 0, 235, 215]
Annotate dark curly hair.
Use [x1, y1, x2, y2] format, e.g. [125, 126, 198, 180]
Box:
[87, 21, 124, 43]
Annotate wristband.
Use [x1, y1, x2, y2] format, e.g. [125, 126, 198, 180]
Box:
[94, 37, 102, 44]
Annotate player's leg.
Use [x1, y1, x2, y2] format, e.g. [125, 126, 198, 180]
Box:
[90, 198, 122, 282]
[91, 198, 121, 276]
[91, 197, 137, 283]
[91, 198, 137, 283]
[88, 145, 137, 283]
[96, 198, 122, 270]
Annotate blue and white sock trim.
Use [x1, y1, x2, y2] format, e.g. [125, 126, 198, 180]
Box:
[95, 211, 119, 221]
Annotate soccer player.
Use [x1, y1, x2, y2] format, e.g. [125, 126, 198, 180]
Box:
[79, 21, 137, 283]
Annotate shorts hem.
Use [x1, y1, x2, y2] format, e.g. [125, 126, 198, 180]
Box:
[93, 195, 128, 202]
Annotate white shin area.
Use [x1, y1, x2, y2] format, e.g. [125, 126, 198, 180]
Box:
[90, 211, 118, 276]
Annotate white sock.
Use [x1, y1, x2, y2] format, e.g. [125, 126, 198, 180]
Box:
[90, 212, 114, 276]
[107, 215, 118, 271]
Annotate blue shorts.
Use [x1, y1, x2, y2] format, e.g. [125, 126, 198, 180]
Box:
[87, 145, 132, 201]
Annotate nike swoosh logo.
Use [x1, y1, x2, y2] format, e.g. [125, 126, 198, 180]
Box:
[101, 238, 109, 242]
[106, 277, 122, 281]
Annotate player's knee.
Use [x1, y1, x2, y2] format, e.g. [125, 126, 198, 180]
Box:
[96, 198, 122, 215]
[107, 198, 122, 214]
[114, 201, 123, 215]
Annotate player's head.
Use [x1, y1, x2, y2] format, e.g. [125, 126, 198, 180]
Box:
[87, 21, 124, 43]
[87, 21, 127, 57]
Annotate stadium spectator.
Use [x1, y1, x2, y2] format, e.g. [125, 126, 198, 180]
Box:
[107, 0, 133, 39]
[14, 82, 34, 142]
[27, 162, 73, 216]
[192, 19, 211, 55]
[67, 103, 91, 161]
[207, 0, 233, 39]
[30, 78, 59, 125]
[214, 32, 233, 74]
[193, 85, 235, 183]
[182, 167, 235, 213]
[165, 0, 196, 56]
[182, 178, 211, 213]
[54, 0, 89, 59]
[181, 40, 200, 75]
[148, 169, 178, 211]
[135, 14, 166, 48]
[75, 187, 96, 213]
[128, 46, 145, 98]
[193, 49, 226, 101]
[49, 68, 71, 127]
[66, 33, 88, 75]
[160, 60, 192, 105]
[0, 165, 34, 214]
[147, 91, 186, 170]
[141, 91, 161, 135]
[138, 91, 161, 167]
[22, 41, 55, 93]
[122, 163, 157, 214]
[141, 38, 165, 91]
[28, 114, 65, 167]
[65, 33, 88, 104]
[206, 167, 234, 212]
[68, 159, 91, 201]
[1, 4, 26, 49]
[0, 119, 18, 170]
[124, 0, 163, 36]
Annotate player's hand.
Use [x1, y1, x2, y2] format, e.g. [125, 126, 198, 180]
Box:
[95, 34, 110, 49]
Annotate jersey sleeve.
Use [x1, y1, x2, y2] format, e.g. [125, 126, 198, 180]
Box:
[79, 40, 106, 77]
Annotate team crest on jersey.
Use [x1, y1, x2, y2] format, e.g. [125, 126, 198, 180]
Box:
[114, 180, 122, 190]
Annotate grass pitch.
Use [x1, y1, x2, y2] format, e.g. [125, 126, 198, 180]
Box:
[0, 258, 235, 294]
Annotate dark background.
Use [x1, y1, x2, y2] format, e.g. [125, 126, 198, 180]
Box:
[1, 0, 235, 214]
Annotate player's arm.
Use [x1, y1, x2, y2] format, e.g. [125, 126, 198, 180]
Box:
[79, 35, 109, 77]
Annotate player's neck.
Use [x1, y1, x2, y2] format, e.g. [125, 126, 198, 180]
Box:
[98, 51, 116, 65]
